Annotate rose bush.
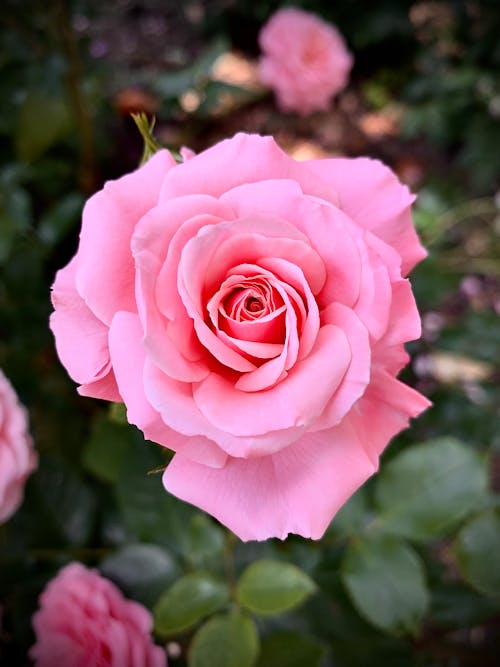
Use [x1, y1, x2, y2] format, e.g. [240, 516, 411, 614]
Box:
[0, 369, 37, 523]
[30, 562, 166, 667]
[258, 7, 353, 115]
[50, 133, 430, 541]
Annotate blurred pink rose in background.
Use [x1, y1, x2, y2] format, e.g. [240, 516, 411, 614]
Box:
[0, 369, 37, 523]
[258, 7, 353, 115]
[30, 562, 166, 667]
[50, 133, 429, 542]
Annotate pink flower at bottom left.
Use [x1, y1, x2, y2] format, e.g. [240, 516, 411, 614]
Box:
[30, 562, 167, 667]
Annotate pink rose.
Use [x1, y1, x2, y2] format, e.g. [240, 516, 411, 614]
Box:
[30, 562, 166, 667]
[50, 133, 430, 541]
[0, 369, 37, 523]
[258, 7, 353, 115]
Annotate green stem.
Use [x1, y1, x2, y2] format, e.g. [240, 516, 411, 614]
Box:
[53, 0, 97, 194]
[223, 532, 238, 600]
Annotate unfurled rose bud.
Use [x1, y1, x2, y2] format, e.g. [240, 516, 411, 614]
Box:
[30, 562, 166, 667]
[0, 369, 37, 524]
[258, 7, 353, 115]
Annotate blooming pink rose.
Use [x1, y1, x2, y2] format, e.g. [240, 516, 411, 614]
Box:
[30, 562, 166, 667]
[50, 133, 430, 541]
[0, 369, 37, 523]
[258, 7, 353, 115]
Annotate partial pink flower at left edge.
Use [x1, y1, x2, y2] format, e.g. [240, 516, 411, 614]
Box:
[30, 562, 167, 667]
[0, 369, 37, 524]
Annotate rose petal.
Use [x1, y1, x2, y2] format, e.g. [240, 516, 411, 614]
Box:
[163, 418, 376, 541]
[376, 278, 421, 348]
[160, 133, 340, 206]
[349, 369, 431, 463]
[215, 329, 285, 360]
[201, 221, 325, 297]
[193, 324, 351, 436]
[306, 156, 426, 274]
[144, 358, 307, 458]
[77, 370, 121, 402]
[233, 276, 299, 392]
[133, 201, 233, 381]
[293, 198, 364, 308]
[225, 183, 364, 308]
[109, 311, 227, 468]
[311, 303, 370, 430]
[76, 150, 176, 325]
[50, 257, 120, 401]
[259, 257, 320, 360]
[178, 217, 323, 372]
[220, 178, 305, 223]
[206, 274, 286, 345]
[353, 239, 392, 340]
[369, 276, 422, 376]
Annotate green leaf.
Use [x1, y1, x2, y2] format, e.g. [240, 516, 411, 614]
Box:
[154, 572, 230, 636]
[153, 37, 228, 100]
[341, 535, 429, 635]
[100, 544, 180, 607]
[256, 631, 326, 667]
[82, 416, 133, 484]
[15, 93, 72, 162]
[431, 581, 499, 628]
[189, 612, 259, 667]
[0, 167, 32, 263]
[375, 438, 488, 541]
[191, 37, 229, 80]
[184, 513, 225, 571]
[237, 559, 317, 615]
[439, 310, 500, 365]
[154, 69, 197, 98]
[33, 456, 97, 546]
[327, 488, 368, 537]
[115, 433, 193, 551]
[195, 81, 262, 118]
[454, 509, 500, 596]
[37, 193, 83, 246]
[109, 402, 128, 425]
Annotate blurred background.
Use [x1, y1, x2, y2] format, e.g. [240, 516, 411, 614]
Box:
[0, 1, 499, 665]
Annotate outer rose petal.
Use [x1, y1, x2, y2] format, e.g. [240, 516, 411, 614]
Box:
[77, 372, 121, 402]
[163, 419, 376, 541]
[109, 311, 227, 468]
[375, 278, 422, 348]
[350, 369, 432, 463]
[306, 157, 426, 274]
[76, 150, 176, 325]
[49, 257, 120, 401]
[159, 133, 339, 205]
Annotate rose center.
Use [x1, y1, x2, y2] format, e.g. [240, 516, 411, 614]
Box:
[219, 277, 283, 324]
[245, 296, 263, 313]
